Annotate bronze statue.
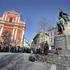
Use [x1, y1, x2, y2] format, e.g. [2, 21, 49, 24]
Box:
[57, 10, 70, 34]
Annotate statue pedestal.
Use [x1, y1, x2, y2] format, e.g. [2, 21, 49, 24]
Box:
[54, 34, 70, 51]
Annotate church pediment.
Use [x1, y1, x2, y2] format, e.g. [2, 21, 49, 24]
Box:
[2, 11, 21, 24]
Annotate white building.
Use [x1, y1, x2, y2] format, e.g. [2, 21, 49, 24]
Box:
[23, 39, 30, 48]
[48, 26, 58, 47]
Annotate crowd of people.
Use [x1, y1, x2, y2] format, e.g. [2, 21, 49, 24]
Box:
[0, 44, 49, 55]
[0, 41, 49, 55]
[0, 43, 31, 53]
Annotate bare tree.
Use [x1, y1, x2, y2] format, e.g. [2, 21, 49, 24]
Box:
[2, 31, 11, 46]
[39, 18, 48, 32]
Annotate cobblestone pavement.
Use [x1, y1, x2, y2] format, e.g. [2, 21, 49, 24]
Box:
[0, 53, 70, 70]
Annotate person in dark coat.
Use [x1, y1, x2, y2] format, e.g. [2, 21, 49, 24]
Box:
[44, 41, 49, 55]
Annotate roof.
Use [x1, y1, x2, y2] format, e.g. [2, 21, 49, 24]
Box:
[48, 26, 57, 31]
[33, 32, 49, 40]
[4, 10, 20, 16]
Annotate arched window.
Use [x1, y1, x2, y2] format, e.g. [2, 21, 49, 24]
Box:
[9, 17, 13, 22]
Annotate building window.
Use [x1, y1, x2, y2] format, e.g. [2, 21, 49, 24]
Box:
[51, 38, 52, 42]
[51, 32, 52, 37]
[9, 17, 13, 22]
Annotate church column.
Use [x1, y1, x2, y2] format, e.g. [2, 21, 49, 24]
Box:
[4, 14, 7, 21]
[20, 28, 25, 47]
[0, 26, 4, 37]
[2, 14, 5, 20]
[15, 17, 18, 22]
[18, 17, 20, 23]
[20, 22, 25, 47]
[11, 28, 15, 40]
[14, 27, 18, 40]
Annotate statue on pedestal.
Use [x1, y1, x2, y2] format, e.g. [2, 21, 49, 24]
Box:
[55, 10, 70, 51]
[57, 10, 70, 34]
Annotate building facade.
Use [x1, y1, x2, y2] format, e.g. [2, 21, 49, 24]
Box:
[24, 39, 30, 48]
[31, 32, 49, 50]
[48, 27, 58, 47]
[0, 11, 25, 46]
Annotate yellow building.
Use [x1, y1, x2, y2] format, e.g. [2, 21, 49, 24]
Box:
[31, 32, 49, 49]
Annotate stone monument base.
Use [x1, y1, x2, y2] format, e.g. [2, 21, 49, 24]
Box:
[54, 34, 70, 51]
